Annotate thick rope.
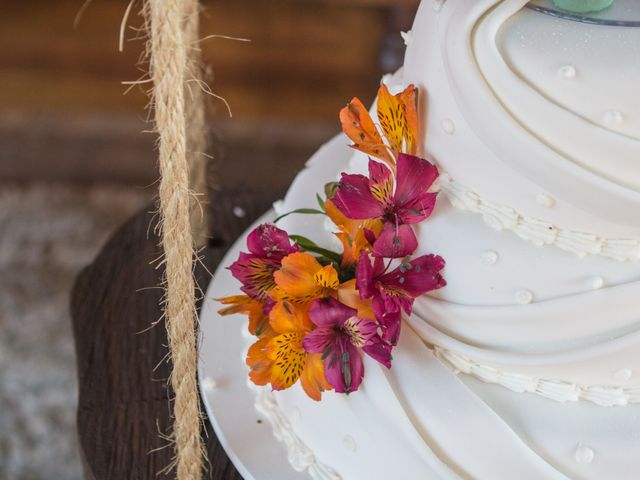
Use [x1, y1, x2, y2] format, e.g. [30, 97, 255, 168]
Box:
[145, 0, 204, 478]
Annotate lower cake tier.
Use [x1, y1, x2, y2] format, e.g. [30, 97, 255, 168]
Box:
[261, 132, 640, 479]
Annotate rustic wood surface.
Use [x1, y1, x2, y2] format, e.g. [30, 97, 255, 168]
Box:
[0, 0, 418, 185]
[71, 186, 277, 479]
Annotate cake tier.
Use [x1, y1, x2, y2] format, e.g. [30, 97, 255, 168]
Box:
[267, 131, 640, 479]
[404, 0, 640, 235]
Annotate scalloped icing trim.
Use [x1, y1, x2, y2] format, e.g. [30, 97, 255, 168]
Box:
[434, 346, 640, 407]
[252, 385, 342, 480]
[436, 174, 640, 262]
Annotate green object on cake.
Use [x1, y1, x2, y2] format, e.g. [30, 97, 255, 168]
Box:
[553, 0, 614, 13]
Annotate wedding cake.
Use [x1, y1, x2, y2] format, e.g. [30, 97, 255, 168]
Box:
[205, 0, 640, 478]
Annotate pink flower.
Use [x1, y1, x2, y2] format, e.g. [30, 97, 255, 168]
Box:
[229, 224, 298, 299]
[356, 251, 446, 345]
[303, 297, 391, 394]
[332, 153, 439, 258]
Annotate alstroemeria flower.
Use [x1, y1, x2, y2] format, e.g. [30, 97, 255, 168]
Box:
[340, 83, 419, 169]
[229, 224, 298, 299]
[247, 301, 332, 401]
[356, 251, 446, 345]
[303, 297, 391, 394]
[270, 252, 340, 303]
[332, 153, 438, 258]
[324, 199, 383, 267]
[216, 294, 272, 336]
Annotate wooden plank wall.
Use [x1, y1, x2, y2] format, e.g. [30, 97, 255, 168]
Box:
[0, 0, 418, 188]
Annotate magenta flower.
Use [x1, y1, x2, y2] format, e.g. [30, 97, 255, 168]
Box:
[332, 153, 439, 258]
[356, 251, 446, 345]
[303, 297, 392, 394]
[229, 224, 298, 299]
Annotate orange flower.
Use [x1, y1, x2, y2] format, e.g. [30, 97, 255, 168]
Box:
[324, 199, 383, 267]
[377, 83, 419, 157]
[216, 294, 269, 336]
[339, 96, 394, 167]
[271, 252, 339, 303]
[246, 301, 332, 401]
[339, 83, 419, 169]
[337, 279, 376, 321]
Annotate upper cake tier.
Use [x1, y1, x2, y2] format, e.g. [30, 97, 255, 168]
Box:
[402, 0, 640, 237]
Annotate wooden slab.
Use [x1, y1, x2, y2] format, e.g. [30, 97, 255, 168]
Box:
[71, 187, 275, 479]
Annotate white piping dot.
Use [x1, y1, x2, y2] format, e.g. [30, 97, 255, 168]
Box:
[202, 377, 218, 392]
[515, 289, 533, 305]
[342, 435, 357, 452]
[558, 64, 576, 79]
[536, 193, 555, 208]
[614, 368, 632, 382]
[441, 118, 455, 134]
[481, 250, 499, 266]
[588, 276, 604, 290]
[574, 444, 595, 464]
[603, 110, 624, 126]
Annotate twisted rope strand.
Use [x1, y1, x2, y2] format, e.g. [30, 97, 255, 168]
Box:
[145, 0, 204, 478]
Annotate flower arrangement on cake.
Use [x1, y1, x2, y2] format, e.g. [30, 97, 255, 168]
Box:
[217, 83, 446, 400]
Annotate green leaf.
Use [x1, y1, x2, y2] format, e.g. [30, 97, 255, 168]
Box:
[288, 234, 342, 264]
[273, 208, 325, 223]
[316, 193, 326, 212]
[288, 234, 319, 248]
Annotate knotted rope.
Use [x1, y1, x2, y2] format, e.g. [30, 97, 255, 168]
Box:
[144, 0, 207, 477]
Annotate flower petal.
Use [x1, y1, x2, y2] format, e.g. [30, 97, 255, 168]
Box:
[247, 223, 298, 260]
[355, 251, 375, 300]
[380, 254, 447, 299]
[323, 338, 365, 394]
[377, 83, 406, 154]
[273, 252, 322, 301]
[246, 335, 273, 386]
[314, 264, 339, 291]
[372, 223, 418, 258]
[363, 335, 393, 369]
[333, 173, 385, 220]
[269, 301, 312, 334]
[397, 84, 419, 156]
[302, 326, 336, 354]
[267, 332, 307, 391]
[394, 153, 439, 208]
[340, 96, 394, 166]
[299, 353, 332, 401]
[343, 316, 378, 348]
[229, 252, 279, 299]
[372, 299, 402, 346]
[368, 159, 394, 206]
[325, 199, 382, 267]
[338, 279, 376, 320]
[308, 296, 357, 327]
[396, 192, 437, 225]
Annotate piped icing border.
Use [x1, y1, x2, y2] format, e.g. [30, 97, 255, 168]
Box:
[434, 346, 640, 407]
[253, 386, 342, 480]
[436, 174, 640, 261]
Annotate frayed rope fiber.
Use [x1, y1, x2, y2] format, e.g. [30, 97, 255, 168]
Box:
[144, 0, 207, 478]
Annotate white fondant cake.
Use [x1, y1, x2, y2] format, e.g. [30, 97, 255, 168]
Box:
[220, 1, 640, 478]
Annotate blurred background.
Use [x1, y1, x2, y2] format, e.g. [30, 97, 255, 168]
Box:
[0, 0, 417, 478]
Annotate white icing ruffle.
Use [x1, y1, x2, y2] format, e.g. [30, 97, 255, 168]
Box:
[253, 387, 341, 479]
[434, 347, 640, 407]
[438, 174, 640, 261]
